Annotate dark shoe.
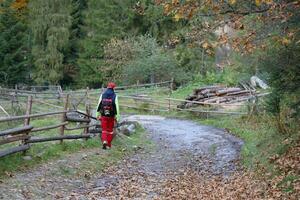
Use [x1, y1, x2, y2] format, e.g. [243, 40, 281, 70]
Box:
[102, 143, 107, 149]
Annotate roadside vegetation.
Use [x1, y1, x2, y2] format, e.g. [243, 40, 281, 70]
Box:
[0, 117, 150, 178]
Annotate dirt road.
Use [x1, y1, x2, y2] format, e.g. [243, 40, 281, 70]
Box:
[0, 115, 243, 199]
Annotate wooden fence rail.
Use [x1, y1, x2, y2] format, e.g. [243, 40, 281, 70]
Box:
[0, 93, 98, 158]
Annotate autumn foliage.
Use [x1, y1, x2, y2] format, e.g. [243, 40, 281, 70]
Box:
[10, 0, 28, 10]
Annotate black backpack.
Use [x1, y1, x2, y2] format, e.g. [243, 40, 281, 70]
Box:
[98, 92, 116, 117]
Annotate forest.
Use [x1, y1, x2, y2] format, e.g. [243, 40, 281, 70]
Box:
[1, 0, 299, 120]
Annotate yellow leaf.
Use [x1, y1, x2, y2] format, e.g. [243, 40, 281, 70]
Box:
[255, 0, 261, 6]
[164, 3, 172, 14]
[264, 0, 273, 4]
[202, 42, 209, 49]
[229, 0, 236, 5]
[174, 13, 183, 21]
[281, 38, 291, 45]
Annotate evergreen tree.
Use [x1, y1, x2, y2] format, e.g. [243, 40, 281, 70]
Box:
[61, 0, 87, 86]
[77, 0, 135, 88]
[0, 1, 31, 86]
[29, 0, 72, 85]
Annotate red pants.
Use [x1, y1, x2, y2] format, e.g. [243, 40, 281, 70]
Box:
[100, 116, 115, 147]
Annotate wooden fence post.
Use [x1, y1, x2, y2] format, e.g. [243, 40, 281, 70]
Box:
[136, 80, 139, 95]
[167, 78, 174, 112]
[23, 96, 32, 154]
[57, 85, 63, 100]
[84, 88, 90, 139]
[170, 78, 175, 91]
[59, 94, 69, 144]
[24, 96, 33, 126]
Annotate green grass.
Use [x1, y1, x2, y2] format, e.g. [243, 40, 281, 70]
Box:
[209, 143, 218, 156]
[77, 126, 153, 176]
[198, 115, 295, 172]
[0, 118, 151, 178]
[0, 137, 101, 178]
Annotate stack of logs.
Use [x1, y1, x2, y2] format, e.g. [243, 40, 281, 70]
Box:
[178, 85, 256, 109]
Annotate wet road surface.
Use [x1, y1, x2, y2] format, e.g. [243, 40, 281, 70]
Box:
[0, 115, 243, 199]
[72, 115, 243, 199]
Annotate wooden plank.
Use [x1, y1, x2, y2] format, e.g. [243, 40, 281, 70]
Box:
[0, 125, 33, 137]
[166, 98, 224, 106]
[120, 105, 169, 112]
[174, 107, 247, 115]
[0, 111, 68, 123]
[0, 135, 30, 145]
[27, 134, 91, 143]
[166, 97, 249, 107]
[0, 88, 57, 95]
[86, 80, 173, 94]
[0, 144, 30, 158]
[31, 122, 68, 132]
[33, 99, 64, 109]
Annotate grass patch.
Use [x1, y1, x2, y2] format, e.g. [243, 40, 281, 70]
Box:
[198, 115, 297, 173]
[209, 143, 218, 156]
[0, 137, 101, 178]
[0, 124, 151, 179]
[70, 125, 153, 176]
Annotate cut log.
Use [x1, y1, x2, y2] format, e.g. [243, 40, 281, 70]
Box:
[193, 85, 222, 94]
[0, 144, 30, 158]
[0, 125, 33, 137]
[0, 135, 30, 145]
[216, 88, 242, 96]
[194, 95, 205, 101]
[226, 90, 251, 96]
[203, 97, 225, 103]
[203, 93, 217, 98]
[185, 95, 197, 100]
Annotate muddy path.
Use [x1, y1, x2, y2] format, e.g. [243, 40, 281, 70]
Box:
[71, 115, 243, 199]
[0, 115, 243, 199]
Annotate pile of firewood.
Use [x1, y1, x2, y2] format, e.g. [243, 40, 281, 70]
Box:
[178, 85, 256, 109]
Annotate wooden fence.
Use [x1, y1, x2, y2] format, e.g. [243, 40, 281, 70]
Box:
[0, 94, 95, 158]
[0, 80, 173, 158]
[0, 80, 261, 158]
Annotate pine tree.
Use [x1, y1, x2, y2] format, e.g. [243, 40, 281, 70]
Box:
[77, 0, 135, 88]
[0, 1, 31, 86]
[29, 0, 72, 85]
[61, 0, 87, 86]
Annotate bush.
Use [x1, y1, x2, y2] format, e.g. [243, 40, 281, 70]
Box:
[260, 33, 300, 134]
[123, 35, 191, 84]
[192, 68, 242, 86]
